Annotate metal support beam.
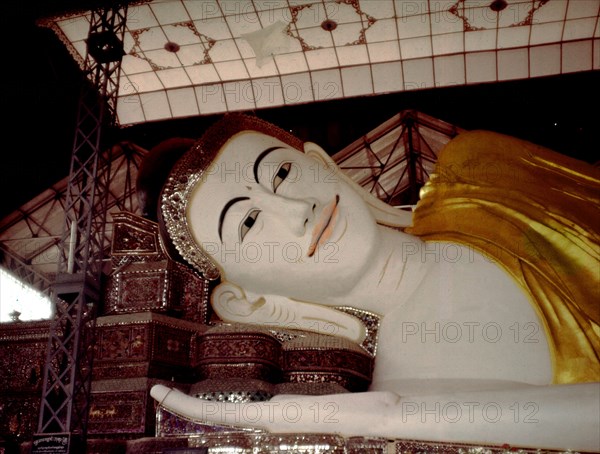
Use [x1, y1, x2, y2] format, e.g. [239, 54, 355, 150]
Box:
[35, 3, 127, 449]
[334, 110, 462, 207]
[405, 117, 420, 205]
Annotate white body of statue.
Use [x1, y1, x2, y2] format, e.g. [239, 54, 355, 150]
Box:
[151, 126, 600, 452]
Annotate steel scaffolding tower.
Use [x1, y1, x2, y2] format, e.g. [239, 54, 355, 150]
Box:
[35, 2, 127, 449]
[0, 141, 148, 300]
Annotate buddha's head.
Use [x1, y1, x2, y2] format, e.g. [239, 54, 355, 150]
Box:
[160, 113, 380, 301]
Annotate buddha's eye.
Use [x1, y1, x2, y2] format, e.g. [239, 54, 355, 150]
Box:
[240, 209, 260, 242]
[272, 162, 292, 193]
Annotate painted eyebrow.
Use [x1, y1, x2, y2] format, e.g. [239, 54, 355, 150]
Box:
[253, 146, 284, 183]
[218, 196, 250, 243]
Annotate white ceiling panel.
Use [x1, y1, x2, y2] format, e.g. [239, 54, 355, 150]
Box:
[38, 0, 599, 126]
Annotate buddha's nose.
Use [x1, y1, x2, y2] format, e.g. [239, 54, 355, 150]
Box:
[262, 195, 317, 236]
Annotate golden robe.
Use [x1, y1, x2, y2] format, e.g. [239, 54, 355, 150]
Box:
[407, 130, 600, 384]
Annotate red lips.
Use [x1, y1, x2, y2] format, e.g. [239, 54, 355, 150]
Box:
[308, 195, 339, 257]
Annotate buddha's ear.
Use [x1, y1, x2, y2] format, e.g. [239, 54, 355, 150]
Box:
[211, 281, 366, 344]
[303, 141, 331, 166]
[303, 141, 413, 228]
[211, 281, 263, 318]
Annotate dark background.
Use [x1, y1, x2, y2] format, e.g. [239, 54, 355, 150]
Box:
[2, 2, 598, 219]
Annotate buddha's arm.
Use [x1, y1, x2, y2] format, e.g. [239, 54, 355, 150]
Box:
[151, 383, 599, 452]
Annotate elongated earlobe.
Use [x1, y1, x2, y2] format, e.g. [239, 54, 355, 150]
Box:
[211, 280, 367, 344]
[211, 281, 263, 318]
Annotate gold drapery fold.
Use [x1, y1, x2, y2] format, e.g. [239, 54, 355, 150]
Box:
[407, 130, 600, 384]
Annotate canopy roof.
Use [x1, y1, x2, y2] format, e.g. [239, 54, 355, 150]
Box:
[333, 110, 464, 205]
[39, 0, 599, 126]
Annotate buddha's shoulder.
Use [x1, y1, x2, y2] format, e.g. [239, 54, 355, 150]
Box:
[439, 130, 599, 180]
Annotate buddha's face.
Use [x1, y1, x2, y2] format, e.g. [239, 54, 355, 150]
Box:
[187, 131, 379, 300]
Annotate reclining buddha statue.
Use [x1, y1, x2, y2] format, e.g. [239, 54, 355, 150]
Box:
[147, 113, 599, 451]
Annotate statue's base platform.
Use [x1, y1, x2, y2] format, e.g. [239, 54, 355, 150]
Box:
[16, 433, 574, 454]
[14, 434, 581, 454]
[98, 406, 577, 454]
